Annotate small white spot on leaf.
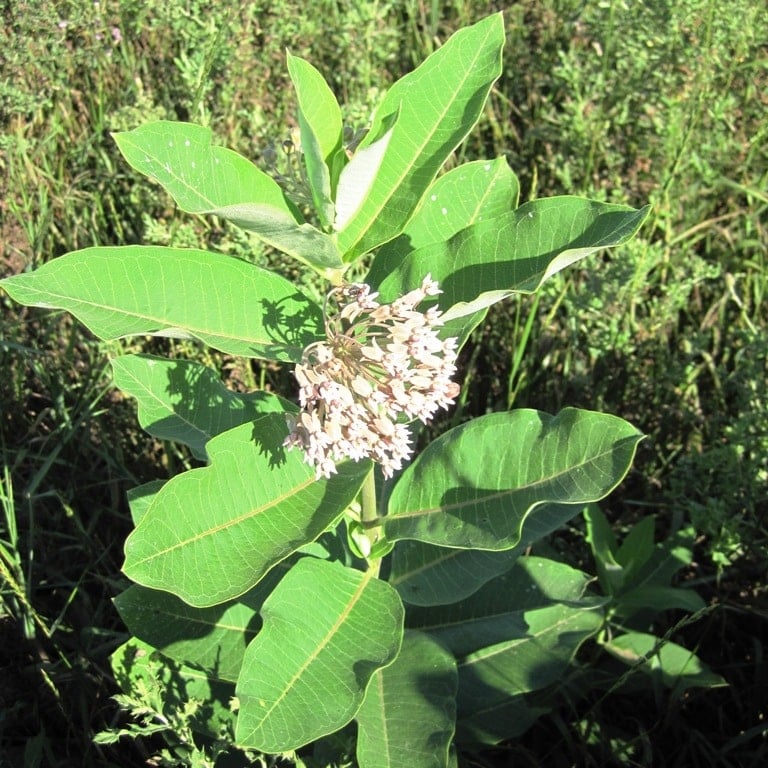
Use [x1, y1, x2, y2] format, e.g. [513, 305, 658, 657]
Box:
[441, 207, 448, 215]
[430, 194, 437, 201]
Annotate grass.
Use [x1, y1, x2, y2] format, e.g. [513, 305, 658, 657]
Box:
[1, 0, 767, 765]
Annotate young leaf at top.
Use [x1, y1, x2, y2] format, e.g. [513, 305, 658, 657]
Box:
[287, 52, 343, 227]
[383, 408, 644, 551]
[122, 415, 370, 607]
[113, 121, 343, 269]
[371, 157, 520, 266]
[336, 13, 505, 260]
[112, 354, 296, 461]
[356, 630, 457, 768]
[0, 246, 324, 362]
[235, 558, 404, 753]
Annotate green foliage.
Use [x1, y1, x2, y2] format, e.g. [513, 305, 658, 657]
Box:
[2, 1, 765, 766]
[0, 14, 663, 765]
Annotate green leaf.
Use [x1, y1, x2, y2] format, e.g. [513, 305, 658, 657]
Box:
[0, 246, 324, 362]
[383, 408, 644, 550]
[336, 14, 504, 259]
[123, 415, 370, 607]
[583, 504, 623, 596]
[456, 602, 603, 744]
[111, 637, 236, 740]
[334, 122, 396, 232]
[235, 558, 404, 752]
[388, 503, 584, 606]
[287, 53, 342, 227]
[112, 354, 296, 460]
[285, 53, 342, 164]
[356, 630, 457, 768]
[114, 573, 284, 682]
[371, 199, 651, 319]
[368, 157, 520, 268]
[614, 585, 706, 616]
[388, 544, 518, 607]
[127, 480, 166, 526]
[113, 121, 342, 269]
[603, 632, 726, 693]
[406, 557, 598, 657]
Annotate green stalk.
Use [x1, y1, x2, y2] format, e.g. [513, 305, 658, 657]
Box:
[360, 468, 382, 575]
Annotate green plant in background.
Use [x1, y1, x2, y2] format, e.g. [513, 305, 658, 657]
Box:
[2, 13, 726, 767]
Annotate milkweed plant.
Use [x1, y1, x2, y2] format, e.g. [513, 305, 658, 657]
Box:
[3, 13, 721, 767]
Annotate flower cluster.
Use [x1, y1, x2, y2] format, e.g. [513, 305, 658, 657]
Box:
[284, 276, 460, 479]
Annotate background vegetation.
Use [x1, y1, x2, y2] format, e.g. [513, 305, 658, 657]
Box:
[1, 0, 765, 765]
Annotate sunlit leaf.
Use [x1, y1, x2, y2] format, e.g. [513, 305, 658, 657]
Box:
[336, 14, 504, 259]
[113, 121, 342, 269]
[384, 408, 644, 550]
[236, 558, 404, 752]
[287, 53, 342, 227]
[603, 632, 726, 693]
[0, 247, 324, 362]
[123, 415, 370, 607]
[369, 198, 651, 320]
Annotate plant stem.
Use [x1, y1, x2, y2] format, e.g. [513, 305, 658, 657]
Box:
[360, 468, 382, 575]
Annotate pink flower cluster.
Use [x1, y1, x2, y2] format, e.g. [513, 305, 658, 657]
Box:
[284, 276, 460, 479]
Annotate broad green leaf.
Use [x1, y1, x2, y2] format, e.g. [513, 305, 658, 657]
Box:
[388, 544, 518, 607]
[112, 354, 295, 460]
[388, 502, 581, 606]
[369, 157, 520, 267]
[383, 408, 644, 550]
[126, 480, 166, 526]
[114, 121, 343, 269]
[406, 557, 599, 657]
[603, 632, 726, 693]
[614, 585, 706, 616]
[456, 602, 603, 744]
[114, 573, 284, 682]
[235, 558, 404, 752]
[615, 514, 656, 575]
[123, 415, 370, 607]
[336, 14, 504, 259]
[369, 199, 651, 319]
[0, 247, 323, 362]
[287, 53, 342, 227]
[626, 526, 697, 588]
[111, 637, 236, 740]
[356, 630, 457, 768]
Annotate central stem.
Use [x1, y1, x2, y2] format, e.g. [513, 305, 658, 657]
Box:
[360, 468, 382, 574]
